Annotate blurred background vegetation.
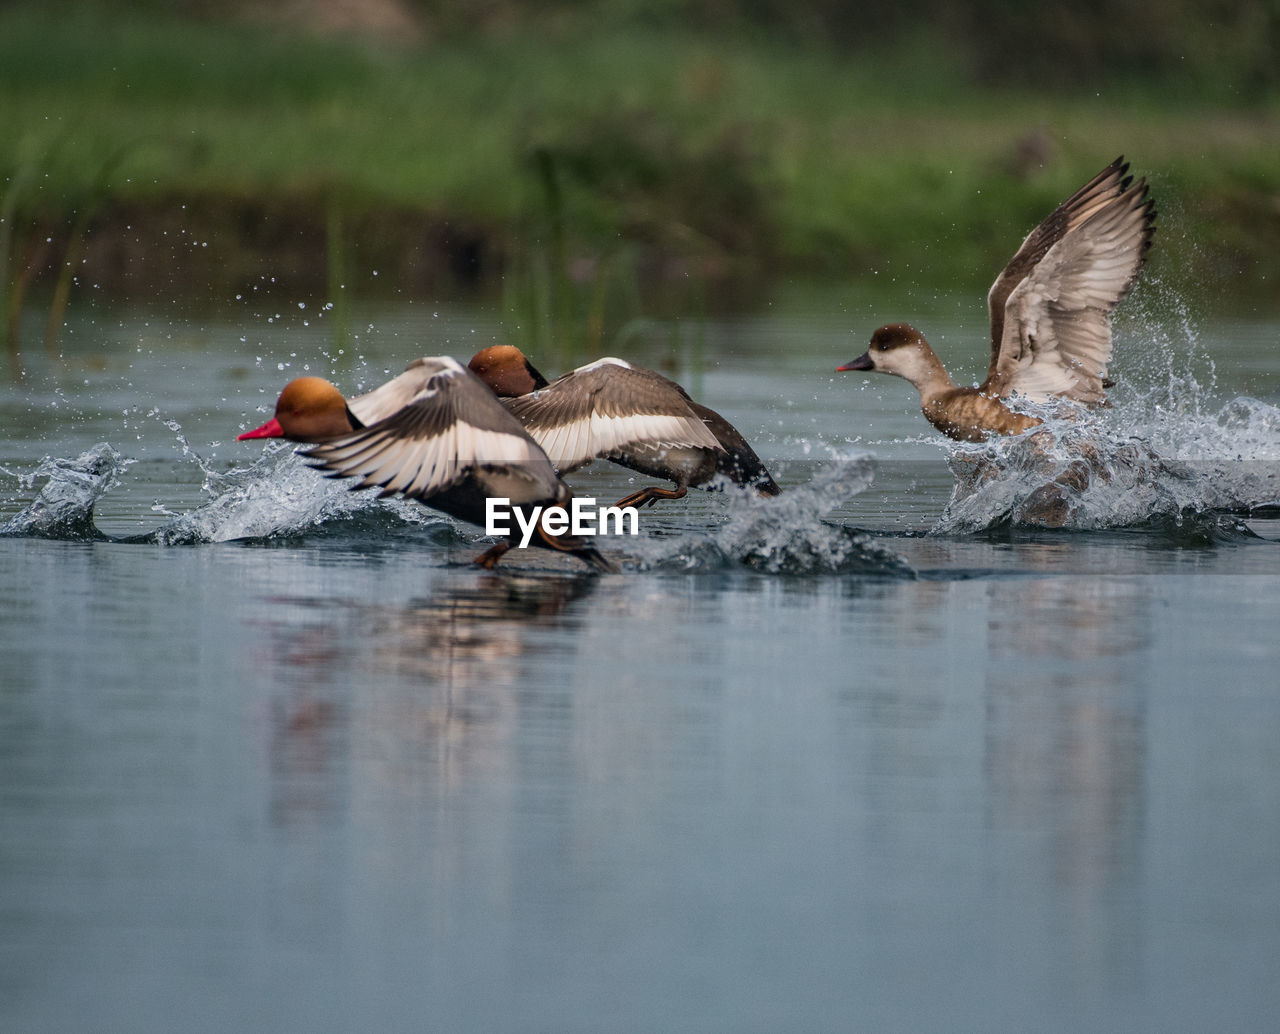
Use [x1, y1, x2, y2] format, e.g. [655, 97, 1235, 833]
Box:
[1, 0, 1277, 354]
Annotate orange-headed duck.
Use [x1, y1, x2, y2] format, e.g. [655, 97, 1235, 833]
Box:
[238, 356, 614, 571]
[838, 156, 1156, 442]
[467, 345, 780, 509]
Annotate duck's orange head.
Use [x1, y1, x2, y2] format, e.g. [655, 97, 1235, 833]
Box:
[468, 345, 549, 397]
[238, 375, 353, 442]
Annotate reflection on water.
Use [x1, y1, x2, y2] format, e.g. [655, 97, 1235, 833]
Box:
[263, 573, 597, 826]
[984, 577, 1148, 997]
[2, 533, 1280, 1031]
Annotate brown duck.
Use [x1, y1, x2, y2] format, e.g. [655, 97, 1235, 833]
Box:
[468, 345, 780, 509]
[838, 156, 1156, 442]
[237, 356, 614, 571]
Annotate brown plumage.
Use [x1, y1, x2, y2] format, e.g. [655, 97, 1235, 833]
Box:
[468, 345, 780, 508]
[237, 357, 614, 571]
[838, 157, 1156, 442]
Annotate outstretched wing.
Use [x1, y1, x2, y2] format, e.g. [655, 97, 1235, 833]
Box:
[504, 357, 723, 473]
[306, 357, 562, 501]
[983, 157, 1155, 403]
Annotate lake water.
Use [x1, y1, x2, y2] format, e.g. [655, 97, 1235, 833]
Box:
[3, 291, 1280, 1032]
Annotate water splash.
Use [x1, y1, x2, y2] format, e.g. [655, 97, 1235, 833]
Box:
[936, 405, 1280, 535]
[629, 454, 914, 576]
[1112, 277, 1219, 424]
[1, 442, 911, 575]
[1, 439, 445, 546]
[142, 446, 433, 545]
[0, 444, 131, 540]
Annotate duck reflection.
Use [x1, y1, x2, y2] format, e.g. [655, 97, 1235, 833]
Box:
[982, 576, 1149, 987]
[257, 572, 598, 826]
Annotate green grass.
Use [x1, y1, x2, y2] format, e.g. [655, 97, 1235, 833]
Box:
[2, 2, 1278, 328]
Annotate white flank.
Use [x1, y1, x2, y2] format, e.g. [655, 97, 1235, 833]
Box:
[532, 411, 719, 470]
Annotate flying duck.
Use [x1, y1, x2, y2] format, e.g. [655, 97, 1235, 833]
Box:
[237, 357, 614, 571]
[838, 156, 1156, 442]
[467, 345, 780, 509]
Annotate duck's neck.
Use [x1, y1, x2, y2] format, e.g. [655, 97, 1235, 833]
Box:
[899, 346, 959, 405]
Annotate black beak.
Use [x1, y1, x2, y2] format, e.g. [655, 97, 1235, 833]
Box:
[836, 352, 874, 372]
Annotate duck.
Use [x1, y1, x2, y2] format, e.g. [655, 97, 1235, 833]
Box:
[837, 156, 1156, 442]
[237, 356, 614, 571]
[467, 345, 780, 509]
